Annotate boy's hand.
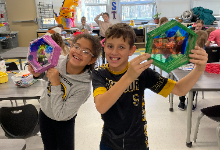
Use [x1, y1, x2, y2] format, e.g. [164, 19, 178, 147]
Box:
[189, 46, 208, 71]
[125, 53, 153, 82]
[46, 68, 60, 86]
[28, 64, 41, 77]
[84, 29, 89, 33]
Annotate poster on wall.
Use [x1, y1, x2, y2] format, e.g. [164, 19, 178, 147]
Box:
[111, 0, 116, 19]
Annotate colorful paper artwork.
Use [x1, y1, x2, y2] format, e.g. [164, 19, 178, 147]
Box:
[28, 35, 61, 73]
[54, 0, 79, 29]
[146, 20, 198, 73]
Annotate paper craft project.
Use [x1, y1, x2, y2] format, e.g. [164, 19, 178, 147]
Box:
[28, 35, 61, 73]
[145, 20, 197, 73]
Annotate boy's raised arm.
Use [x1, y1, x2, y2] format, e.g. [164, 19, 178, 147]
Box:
[171, 46, 208, 96]
[94, 13, 102, 25]
[93, 53, 153, 114]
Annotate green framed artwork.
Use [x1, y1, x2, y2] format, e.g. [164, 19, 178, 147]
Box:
[145, 20, 197, 73]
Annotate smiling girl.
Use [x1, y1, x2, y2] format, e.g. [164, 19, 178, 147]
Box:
[28, 34, 102, 150]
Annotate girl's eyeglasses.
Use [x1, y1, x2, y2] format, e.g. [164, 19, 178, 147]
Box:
[71, 44, 94, 57]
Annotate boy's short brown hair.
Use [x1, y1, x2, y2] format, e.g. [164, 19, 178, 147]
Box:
[105, 23, 136, 49]
[195, 30, 208, 48]
[103, 12, 109, 17]
[81, 16, 86, 22]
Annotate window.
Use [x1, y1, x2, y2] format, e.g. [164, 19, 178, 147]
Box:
[120, 0, 155, 21]
[77, 0, 107, 23]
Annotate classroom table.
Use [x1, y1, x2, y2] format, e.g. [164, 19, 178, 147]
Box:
[0, 139, 26, 150]
[0, 47, 28, 70]
[169, 69, 220, 147]
[0, 72, 45, 103]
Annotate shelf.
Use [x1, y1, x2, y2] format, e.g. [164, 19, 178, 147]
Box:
[135, 42, 145, 44]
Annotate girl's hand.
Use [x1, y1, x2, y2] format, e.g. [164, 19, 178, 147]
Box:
[46, 68, 60, 86]
[125, 53, 153, 82]
[28, 64, 41, 77]
[189, 46, 208, 71]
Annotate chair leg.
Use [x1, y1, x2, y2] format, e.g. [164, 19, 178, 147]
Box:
[10, 100, 13, 107]
[195, 91, 198, 107]
[23, 99, 26, 105]
[15, 100, 18, 107]
[216, 125, 220, 150]
[38, 99, 40, 103]
[193, 112, 204, 142]
[202, 91, 204, 99]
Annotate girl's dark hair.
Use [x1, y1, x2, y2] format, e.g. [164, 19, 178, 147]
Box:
[105, 23, 136, 49]
[72, 34, 102, 70]
[51, 33, 67, 55]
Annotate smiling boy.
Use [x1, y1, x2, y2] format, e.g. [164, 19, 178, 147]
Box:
[92, 23, 208, 150]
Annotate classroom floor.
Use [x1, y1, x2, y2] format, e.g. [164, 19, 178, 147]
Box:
[0, 55, 219, 150]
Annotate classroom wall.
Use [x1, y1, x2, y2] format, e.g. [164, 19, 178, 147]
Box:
[5, 0, 39, 47]
[156, 0, 191, 18]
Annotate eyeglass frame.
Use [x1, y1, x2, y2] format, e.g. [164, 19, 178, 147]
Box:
[71, 44, 94, 57]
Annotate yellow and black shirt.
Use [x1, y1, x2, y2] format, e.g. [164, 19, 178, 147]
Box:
[92, 63, 176, 150]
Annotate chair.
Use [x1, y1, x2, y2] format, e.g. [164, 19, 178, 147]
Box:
[5, 62, 19, 71]
[194, 91, 204, 108]
[193, 105, 220, 149]
[0, 104, 40, 139]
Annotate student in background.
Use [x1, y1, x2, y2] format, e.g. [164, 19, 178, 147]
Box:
[46, 29, 69, 56]
[196, 30, 209, 48]
[178, 30, 208, 111]
[159, 17, 168, 26]
[28, 34, 102, 150]
[206, 27, 216, 37]
[190, 20, 206, 31]
[51, 33, 69, 56]
[94, 12, 112, 39]
[92, 23, 208, 150]
[46, 24, 64, 35]
[79, 16, 92, 33]
[205, 27, 220, 47]
[94, 12, 112, 64]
